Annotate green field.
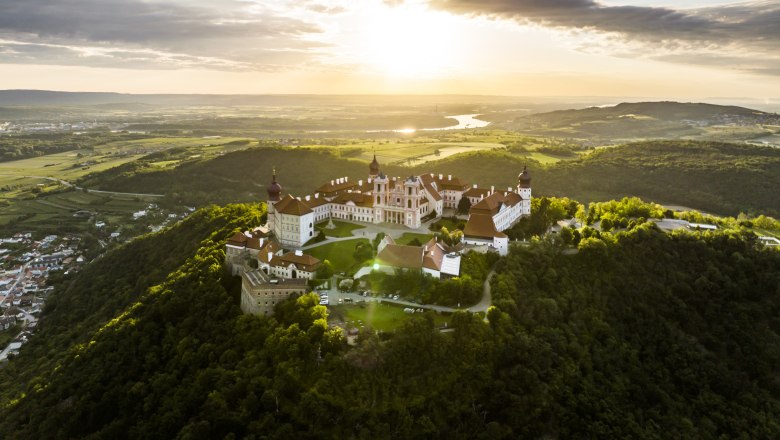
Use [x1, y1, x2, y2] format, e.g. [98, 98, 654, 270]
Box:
[329, 302, 449, 332]
[0, 189, 151, 233]
[0, 136, 253, 198]
[394, 232, 434, 245]
[306, 238, 370, 273]
[315, 220, 366, 237]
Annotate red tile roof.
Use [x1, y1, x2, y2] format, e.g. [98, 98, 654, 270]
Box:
[270, 251, 321, 272]
[274, 194, 313, 216]
[464, 214, 507, 240]
[376, 244, 422, 269]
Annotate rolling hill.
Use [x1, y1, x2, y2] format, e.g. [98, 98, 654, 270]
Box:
[79, 140, 780, 217]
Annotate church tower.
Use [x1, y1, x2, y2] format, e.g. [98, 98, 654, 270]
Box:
[369, 151, 380, 179]
[266, 168, 282, 232]
[517, 165, 532, 216]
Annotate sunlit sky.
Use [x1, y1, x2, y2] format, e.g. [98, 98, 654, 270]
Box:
[1, 0, 779, 98]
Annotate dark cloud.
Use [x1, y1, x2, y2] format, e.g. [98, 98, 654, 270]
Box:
[426, 0, 780, 75]
[0, 0, 326, 70]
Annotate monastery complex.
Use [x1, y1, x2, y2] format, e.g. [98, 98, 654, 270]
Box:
[266, 154, 532, 252]
[226, 155, 532, 316]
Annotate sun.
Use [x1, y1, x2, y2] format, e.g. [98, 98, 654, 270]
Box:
[355, 4, 460, 78]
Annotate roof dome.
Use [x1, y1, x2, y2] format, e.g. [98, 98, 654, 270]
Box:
[266, 169, 282, 201]
[518, 165, 531, 188]
[369, 153, 380, 175]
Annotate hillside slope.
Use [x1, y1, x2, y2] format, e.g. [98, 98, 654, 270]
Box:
[0, 220, 778, 438]
[79, 140, 780, 216]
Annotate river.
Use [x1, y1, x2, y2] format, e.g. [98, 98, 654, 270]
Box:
[367, 114, 491, 134]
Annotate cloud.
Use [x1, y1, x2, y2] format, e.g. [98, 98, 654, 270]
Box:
[0, 0, 327, 70]
[425, 0, 780, 75]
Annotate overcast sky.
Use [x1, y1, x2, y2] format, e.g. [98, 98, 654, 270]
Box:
[0, 0, 778, 98]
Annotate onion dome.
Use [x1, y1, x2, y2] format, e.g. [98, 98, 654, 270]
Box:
[518, 165, 531, 188]
[369, 153, 380, 176]
[266, 168, 282, 202]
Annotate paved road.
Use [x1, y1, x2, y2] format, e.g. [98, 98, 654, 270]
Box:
[0, 261, 30, 308]
[467, 268, 495, 313]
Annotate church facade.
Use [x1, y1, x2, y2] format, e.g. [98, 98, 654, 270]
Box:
[265, 155, 532, 253]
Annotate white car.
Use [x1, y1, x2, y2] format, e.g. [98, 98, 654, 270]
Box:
[392, 295, 399, 300]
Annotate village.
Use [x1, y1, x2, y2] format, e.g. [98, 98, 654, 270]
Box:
[0, 232, 86, 361]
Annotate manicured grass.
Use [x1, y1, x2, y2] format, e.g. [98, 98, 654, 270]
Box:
[315, 220, 366, 237]
[306, 238, 370, 273]
[430, 217, 463, 231]
[330, 302, 449, 332]
[395, 232, 433, 245]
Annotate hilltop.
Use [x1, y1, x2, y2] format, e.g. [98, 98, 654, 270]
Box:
[0, 210, 777, 437]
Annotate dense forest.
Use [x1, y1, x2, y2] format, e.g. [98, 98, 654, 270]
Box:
[80, 140, 780, 217]
[0, 202, 778, 438]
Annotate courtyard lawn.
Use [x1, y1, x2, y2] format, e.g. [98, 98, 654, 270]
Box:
[315, 220, 366, 238]
[306, 238, 370, 273]
[329, 302, 450, 332]
[395, 232, 433, 245]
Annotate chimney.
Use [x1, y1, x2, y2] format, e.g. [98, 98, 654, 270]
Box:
[305, 195, 310, 201]
[473, 184, 477, 188]
[490, 185, 494, 194]
[439, 174, 443, 180]
[267, 252, 273, 262]
[508, 187, 512, 192]
[330, 180, 334, 186]
[448, 175, 452, 180]
[294, 250, 303, 256]
[368, 178, 372, 184]
[315, 193, 319, 199]
[345, 176, 348, 182]
[359, 179, 363, 186]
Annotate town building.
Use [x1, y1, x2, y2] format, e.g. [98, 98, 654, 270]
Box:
[239, 268, 308, 316]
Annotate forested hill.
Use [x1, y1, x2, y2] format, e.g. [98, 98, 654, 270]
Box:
[525, 101, 769, 126]
[0, 211, 778, 437]
[79, 140, 780, 217]
[0, 203, 266, 435]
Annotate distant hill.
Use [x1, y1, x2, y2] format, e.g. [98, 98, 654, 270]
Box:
[528, 101, 769, 126]
[78, 140, 780, 217]
[0, 90, 525, 108]
[505, 101, 778, 140]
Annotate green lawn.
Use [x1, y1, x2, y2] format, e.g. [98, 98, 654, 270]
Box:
[315, 220, 366, 238]
[329, 302, 449, 332]
[306, 238, 370, 273]
[395, 232, 433, 245]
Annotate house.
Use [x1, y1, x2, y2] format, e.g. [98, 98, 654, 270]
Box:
[375, 236, 461, 279]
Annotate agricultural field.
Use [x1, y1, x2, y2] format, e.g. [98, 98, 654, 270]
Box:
[0, 136, 256, 234]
